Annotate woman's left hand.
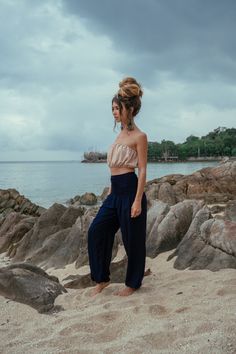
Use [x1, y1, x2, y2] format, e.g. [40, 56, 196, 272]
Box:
[131, 200, 142, 218]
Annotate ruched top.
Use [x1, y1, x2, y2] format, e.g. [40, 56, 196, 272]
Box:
[107, 143, 138, 168]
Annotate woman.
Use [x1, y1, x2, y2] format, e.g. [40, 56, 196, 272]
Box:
[88, 77, 148, 297]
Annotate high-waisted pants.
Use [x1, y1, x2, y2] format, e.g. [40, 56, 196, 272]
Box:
[87, 172, 147, 289]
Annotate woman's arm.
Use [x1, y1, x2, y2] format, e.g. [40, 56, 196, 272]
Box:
[131, 133, 148, 217]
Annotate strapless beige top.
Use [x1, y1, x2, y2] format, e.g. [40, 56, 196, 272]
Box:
[107, 143, 138, 168]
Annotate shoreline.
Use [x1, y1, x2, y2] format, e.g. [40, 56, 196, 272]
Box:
[0, 157, 234, 164]
[81, 158, 228, 164]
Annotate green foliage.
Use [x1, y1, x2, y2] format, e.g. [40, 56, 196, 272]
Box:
[148, 126, 236, 161]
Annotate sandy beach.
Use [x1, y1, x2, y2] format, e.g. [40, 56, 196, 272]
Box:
[0, 250, 235, 354]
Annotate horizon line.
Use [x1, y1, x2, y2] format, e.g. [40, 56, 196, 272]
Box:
[0, 160, 82, 163]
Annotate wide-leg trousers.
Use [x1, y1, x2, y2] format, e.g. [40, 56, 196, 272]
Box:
[88, 171, 147, 289]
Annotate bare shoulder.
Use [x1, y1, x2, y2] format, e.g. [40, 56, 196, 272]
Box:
[136, 131, 148, 145]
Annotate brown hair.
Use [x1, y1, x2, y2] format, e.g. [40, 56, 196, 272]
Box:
[112, 77, 143, 131]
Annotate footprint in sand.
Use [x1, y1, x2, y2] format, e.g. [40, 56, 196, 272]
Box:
[148, 304, 168, 316]
[89, 310, 122, 323]
[59, 321, 106, 337]
[90, 323, 126, 344]
[175, 306, 190, 313]
[217, 288, 236, 296]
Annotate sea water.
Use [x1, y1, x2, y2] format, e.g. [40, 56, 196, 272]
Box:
[0, 161, 218, 208]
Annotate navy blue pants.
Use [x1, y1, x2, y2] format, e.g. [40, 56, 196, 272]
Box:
[88, 172, 147, 289]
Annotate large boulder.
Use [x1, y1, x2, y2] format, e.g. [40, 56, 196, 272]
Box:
[12, 204, 85, 268]
[0, 263, 66, 313]
[168, 217, 236, 271]
[158, 182, 177, 205]
[12, 203, 69, 262]
[146, 199, 205, 257]
[168, 206, 212, 267]
[0, 212, 36, 255]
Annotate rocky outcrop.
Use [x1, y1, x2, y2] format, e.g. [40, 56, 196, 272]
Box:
[0, 263, 66, 312]
[0, 212, 36, 255]
[168, 215, 236, 271]
[146, 160, 236, 204]
[67, 192, 98, 207]
[0, 189, 45, 219]
[146, 199, 206, 257]
[9, 203, 118, 270]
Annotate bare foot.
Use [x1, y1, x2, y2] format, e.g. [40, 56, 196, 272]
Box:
[113, 286, 136, 296]
[90, 281, 110, 296]
[144, 268, 152, 276]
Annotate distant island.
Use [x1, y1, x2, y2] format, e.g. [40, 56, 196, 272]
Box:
[82, 126, 236, 163]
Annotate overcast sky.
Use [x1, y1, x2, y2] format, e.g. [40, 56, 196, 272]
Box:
[0, 0, 235, 161]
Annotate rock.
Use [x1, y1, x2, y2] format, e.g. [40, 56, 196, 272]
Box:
[100, 187, 110, 201]
[146, 199, 205, 257]
[145, 161, 236, 204]
[79, 193, 97, 206]
[201, 219, 236, 257]
[0, 263, 67, 313]
[146, 200, 170, 245]
[0, 188, 45, 218]
[12, 204, 89, 269]
[9, 203, 119, 270]
[68, 192, 98, 206]
[158, 182, 177, 205]
[208, 204, 226, 214]
[12, 203, 67, 262]
[167, 206, 212, 267]
[57, 206, 85, 228]
[168, 217, 236, 271]
[0, 212, 36, 255]
[145, 184, 160, 205]
[66, 195, 81, 206]
[224, 200, 236, 222]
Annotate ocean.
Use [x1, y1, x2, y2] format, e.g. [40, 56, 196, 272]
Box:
[0, 161, 219, 208]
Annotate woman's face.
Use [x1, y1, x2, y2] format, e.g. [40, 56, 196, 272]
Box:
[112, 101, 121, 122]
[112, 101, 127, 122]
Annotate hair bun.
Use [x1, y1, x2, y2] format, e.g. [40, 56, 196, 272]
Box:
[118, 77, 143, 98]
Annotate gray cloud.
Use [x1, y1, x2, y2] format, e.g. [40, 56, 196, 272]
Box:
[63, 0, 236, 82]
[0, 0, 235, 161]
